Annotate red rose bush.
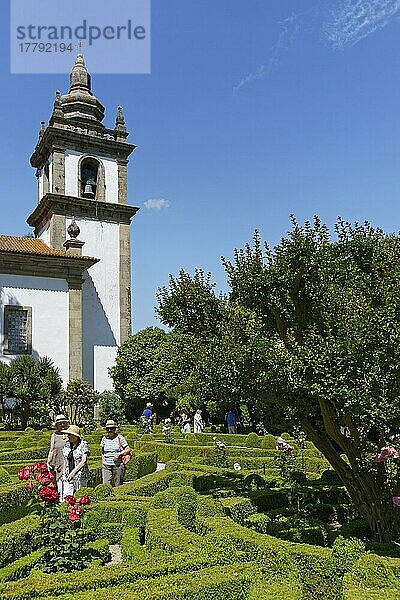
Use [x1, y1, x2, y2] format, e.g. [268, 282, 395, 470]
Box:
[18, 463, 92, 573]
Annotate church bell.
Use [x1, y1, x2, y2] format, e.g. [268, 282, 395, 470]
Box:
[83, 178, 96, 199]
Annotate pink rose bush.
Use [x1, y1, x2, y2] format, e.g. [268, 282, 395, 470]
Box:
[373, 446, 400, 510]
[375, 446, 400, 462]
[276, 437, 294, 453]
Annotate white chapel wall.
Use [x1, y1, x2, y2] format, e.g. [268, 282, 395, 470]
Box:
[0, 274, 69, 383]
[65, 217, 120, 391]
[64, 150, 118, 202]
[37, 221, 50, 246]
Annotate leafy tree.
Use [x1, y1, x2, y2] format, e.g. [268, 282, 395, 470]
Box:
[110, 327, 198, 421]
[222, 217, 400, 541]
[157, 216, 400, 542]
[63, 379, 98, 425]
[0, 362, 11, 417]
[98, 391, 127, 426]
[8, 355, 63, 428]
[156, 269, 227, 336]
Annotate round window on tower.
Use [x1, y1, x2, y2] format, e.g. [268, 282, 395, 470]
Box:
[80, 157, 99, 199]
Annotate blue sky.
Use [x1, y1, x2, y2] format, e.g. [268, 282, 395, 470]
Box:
[2, 1, 400, 330]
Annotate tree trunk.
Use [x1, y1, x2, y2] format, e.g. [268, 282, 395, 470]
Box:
[302, 421, 397, 543]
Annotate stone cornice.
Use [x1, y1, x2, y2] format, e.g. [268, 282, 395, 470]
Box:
[27, 194, 139, 234]
[0, 252, 99, 282]
[30, 126, 136, 168]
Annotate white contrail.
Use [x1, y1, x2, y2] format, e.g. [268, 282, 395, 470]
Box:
[233, 12, 302, 95]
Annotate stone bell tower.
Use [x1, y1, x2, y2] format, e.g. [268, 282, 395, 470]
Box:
[27, 55, 138, 390]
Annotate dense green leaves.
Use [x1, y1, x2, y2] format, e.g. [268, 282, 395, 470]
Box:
[63, 379, 99, 426]
[110, 328, 199, 421]
[6, 356, 62, 429]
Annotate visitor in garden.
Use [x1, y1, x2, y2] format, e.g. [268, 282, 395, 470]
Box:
[193, 409, 204, 433]
[142, 402, 153, 420]
[47, 414, 69, 481]
[59, 424, 90, 501]
[100, 419, 132, 486]
[180, 408, 191, 433]
[225, 408, 237, 433]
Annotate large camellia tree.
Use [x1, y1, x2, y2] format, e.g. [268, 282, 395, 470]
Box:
[157, 217, 400, 541]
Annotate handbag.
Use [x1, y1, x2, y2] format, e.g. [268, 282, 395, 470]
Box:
[118, 435, 132, 465]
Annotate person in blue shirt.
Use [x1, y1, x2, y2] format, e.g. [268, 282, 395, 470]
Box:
[100, 420, 131, 486]
[225, 409, 237, 434]
[142, 402, 153, 420]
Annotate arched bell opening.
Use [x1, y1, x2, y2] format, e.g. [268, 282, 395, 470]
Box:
[78, 156, 106, 201]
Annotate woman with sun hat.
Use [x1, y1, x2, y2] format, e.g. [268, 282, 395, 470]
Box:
[58, 424, 90, 501]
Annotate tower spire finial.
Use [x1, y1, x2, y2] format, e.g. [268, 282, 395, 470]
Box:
[114, 105, 128, 142]
[69, 54, 92, 95]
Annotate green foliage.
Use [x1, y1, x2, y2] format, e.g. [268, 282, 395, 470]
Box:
[176, 487, 198, 532]
[156, 269, 228, 336]
[220, 496, 257, 525]
[63, 379, 99, 425]
[0, 514, 41, 568]
[245, 432, 261, 448]
[261, 434, 277, 449]
[98, 391, 127, 426]
[39, 504, 91, 573]
[7, 356, 62, 429]
[94, 484, 114, 500]
[110, 327, 197, 421]
[331, 536, 365, 577]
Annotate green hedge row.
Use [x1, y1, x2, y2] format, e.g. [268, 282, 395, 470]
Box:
[0, 515, 41, 568]
[21, 563, 260, 600]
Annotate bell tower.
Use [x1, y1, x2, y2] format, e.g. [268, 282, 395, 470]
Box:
[27, 55, 138, 391]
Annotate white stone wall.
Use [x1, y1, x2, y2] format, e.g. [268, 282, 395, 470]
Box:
[0, 274, 69, 383]
[37, 221, 50, 246]
[37, 155, 53, 202]
[38, 168, 43, 201]
[64, 150, 118, 202]
[66, 217, 120, 391]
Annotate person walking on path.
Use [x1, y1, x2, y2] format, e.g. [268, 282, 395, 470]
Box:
[47, 414, 69, 481]
[225, 408, 237, 434]
[59, 425, 90, 501]
[101, 420, 131, 487]
[193, 409, 204, 433]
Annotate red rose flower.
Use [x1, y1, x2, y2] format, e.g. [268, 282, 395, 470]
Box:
[39, 486, 59, 504]
[68, 512, 80, 521]
[76, 496, 91, 506]
[18, 467, 32, 481]
[36, 462, 48, 472]
[64, 495, 76, 505]
[25, 482, 34, 491]
[38, 471, 55, 485]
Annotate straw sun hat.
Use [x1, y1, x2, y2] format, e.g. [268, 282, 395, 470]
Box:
[61, 425, 81, 438]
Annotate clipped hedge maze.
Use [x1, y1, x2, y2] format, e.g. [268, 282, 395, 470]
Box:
[0, 427, 400, 599]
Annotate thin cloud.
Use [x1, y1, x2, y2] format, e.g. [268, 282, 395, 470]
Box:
[144, 198, 170, 210]
[325, 0, 400, 48]
[233, 64, 266, 96]
[233, 12, 302, 95]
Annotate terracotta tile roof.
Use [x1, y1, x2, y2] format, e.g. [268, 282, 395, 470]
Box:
[0, 235, 97, 261]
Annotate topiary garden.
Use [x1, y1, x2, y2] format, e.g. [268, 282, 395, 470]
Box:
[1, 425, 400, 599]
